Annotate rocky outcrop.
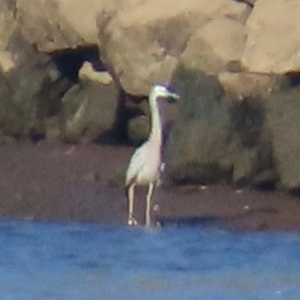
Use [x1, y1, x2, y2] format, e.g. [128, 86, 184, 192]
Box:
[9, 0, 300, 78]
[1, 0, 300, 195]
[166, 65, 300, 192]
[0, 1, 121, 143]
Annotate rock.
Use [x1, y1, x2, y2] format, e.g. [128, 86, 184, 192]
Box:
[79, 62, 113, 85]
[124, 95, 150, 145]
[16, 0, 80, 52]
[165, 66, 276, 187]
[97, 0, 249, 95]
[242, 0, 300, 73]
[229, 99, 275, 187]
[0, 33, 70, 139]
[0, 0, 17, 50]
[0, 50, 16, 72]
[166, 67, 232, 184]
[0, 75, 19, 136]
[127, 115, 149, 145]
[59, 0, 110, 46]
[16, 0, 109, 52]
[265, 88, 300, 191]
[125, 91, 178, 145]
[218, 72, 279, 99]
[62, 79, 119, 143]
[0, 1, 17, 73]
[181, 18, 247, 74]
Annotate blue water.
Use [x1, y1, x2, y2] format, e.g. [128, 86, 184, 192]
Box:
[0, 220, 300, 300]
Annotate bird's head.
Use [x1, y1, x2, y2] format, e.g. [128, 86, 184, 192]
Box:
[150, 84, 179, 103]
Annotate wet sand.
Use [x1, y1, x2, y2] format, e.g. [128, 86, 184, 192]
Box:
[0, 141, 300, 231]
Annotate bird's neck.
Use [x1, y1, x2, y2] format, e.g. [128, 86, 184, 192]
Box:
[148, 96, 163, 145]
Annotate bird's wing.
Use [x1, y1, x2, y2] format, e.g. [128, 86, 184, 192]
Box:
[125, 144, 147, 186]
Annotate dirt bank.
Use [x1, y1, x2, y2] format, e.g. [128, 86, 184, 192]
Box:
[0, 141, 299, 231]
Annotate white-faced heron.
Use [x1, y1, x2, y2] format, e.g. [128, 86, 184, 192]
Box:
[125, 84, 179, 227]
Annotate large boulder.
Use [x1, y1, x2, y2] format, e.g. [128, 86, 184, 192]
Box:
[0, 33, 70, 139]
[62, 63, 120, 143]
[16, 0, 80, 52]
[165, 66, 276, 187]
[242, 0, 300, 73]
[97, 0, 249, 95]
[16, 0, 109, 52]
[166, 68, 232, 184]
[181, 18, 247, 74]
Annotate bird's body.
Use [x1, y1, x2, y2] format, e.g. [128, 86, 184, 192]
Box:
[126, 141, 161, 186]
[125, 84, 179, 227]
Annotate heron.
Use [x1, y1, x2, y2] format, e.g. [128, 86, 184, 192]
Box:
[125, 84, 179, 227]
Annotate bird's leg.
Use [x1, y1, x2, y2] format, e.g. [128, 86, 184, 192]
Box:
[128, 184, 138, 226]
[145, 182, 155, 227]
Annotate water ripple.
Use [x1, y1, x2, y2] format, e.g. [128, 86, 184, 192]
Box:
[0, 220, 300, 299]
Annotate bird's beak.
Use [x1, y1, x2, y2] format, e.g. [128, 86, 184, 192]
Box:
[167, 92, 179, 103]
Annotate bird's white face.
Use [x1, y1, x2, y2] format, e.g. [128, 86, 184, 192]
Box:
[151, 84, 179, 101]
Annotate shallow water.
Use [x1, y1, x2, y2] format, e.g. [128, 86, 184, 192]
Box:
[0, 219, 300, 300]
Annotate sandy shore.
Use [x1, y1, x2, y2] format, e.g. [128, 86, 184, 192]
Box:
[0, 141, 300, 231]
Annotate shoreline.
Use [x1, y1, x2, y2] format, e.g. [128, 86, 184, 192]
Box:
[0, 141, 299, 231]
